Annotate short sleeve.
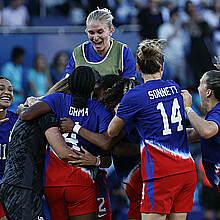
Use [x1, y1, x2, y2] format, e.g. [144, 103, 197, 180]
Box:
[122, 46, 137, 78]
[41, 93, 61, 115]
[66, 54, 75, 74]
[116, 89, 139, 122]
[206, 110, 220, 131]
[97, 105, 113, 133]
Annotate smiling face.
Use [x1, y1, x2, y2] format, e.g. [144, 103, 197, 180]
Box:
[0, 79, 14, 109]
[86, 20, 114, 57]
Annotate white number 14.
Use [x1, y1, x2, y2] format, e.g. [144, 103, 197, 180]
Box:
[157, 98, 183, 135]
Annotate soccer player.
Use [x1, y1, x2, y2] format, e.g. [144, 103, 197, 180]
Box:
[63, 77, 142, 220]
[0, 76, 18, 220]
[107, 39, 197, 220]
[18, 66, 116, 220]
[181, 68, 220, 192]
[66, 8, 137, 79]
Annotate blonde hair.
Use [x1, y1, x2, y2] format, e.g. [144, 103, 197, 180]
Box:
[136, 39, 165, 74]
[45, 77, 71, 96]
[85, 8, 114, 32]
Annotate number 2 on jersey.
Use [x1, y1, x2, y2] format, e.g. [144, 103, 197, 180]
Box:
[157, 98, 183, 135]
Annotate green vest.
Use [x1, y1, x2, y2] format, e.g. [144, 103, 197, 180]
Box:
[73, 39, 127, 76]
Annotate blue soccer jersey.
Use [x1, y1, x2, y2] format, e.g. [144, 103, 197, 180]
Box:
[41, 92, 113, 187]
[66, 39, 137, 78]
[0, 110, 18, 177]
[42, 92, 112, 156]
[116, 79, 196, 181]
[201, 102, 220, 189]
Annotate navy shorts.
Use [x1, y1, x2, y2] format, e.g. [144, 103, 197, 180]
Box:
[0, 183, 45, 220]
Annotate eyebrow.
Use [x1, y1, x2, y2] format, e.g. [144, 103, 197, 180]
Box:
[0, 84, 13, 88]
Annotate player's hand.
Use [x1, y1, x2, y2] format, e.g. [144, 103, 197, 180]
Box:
[24, 96, 39, 107]
[0, 118, 9, 124]
[181, 90, 193, 109]
[60, 117, 75, 133]
[16, 104, 25, 115]
[68, 146, 97, 167]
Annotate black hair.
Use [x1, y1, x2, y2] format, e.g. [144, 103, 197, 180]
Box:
[92, 74, 122, 100]
[11, 47, 25, 61]
[68, 66, 101, 108]
[205, 70, 220, 101]
[0, 76, 10, 81]
[101, 78, 141, 114]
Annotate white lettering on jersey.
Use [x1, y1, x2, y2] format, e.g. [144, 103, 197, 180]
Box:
[0, 144, 7, 160]
[69, 107, 89, 117]
[148, 86, 178, 100]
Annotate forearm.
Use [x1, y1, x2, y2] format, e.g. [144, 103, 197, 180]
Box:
[19, 101, 51, 121]
[187, 111, 218, 139]
[45, 127, 77, 162]
[99, 156, 111, 168]
[108, 116, 126, 137]
[186, 127, 200, 142]
[78, 128, 126, 151]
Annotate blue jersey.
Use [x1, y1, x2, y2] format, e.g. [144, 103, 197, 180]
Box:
[42, 92, 112, 156]
[66, 39, 137, 78]
[201, 102, 220, 189]
[0, 110, 18, 177]
[117, 79, 196, 181]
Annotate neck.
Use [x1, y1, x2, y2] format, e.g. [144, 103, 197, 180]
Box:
[0, 109, 7, 120]
[207, 100, 220, 112]
[142, 71, 162, 83]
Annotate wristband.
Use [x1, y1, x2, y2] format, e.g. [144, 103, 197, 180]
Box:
[185, 107, 194, 115]
[95, 155, 101, 166]
[72, 124, 82, 134]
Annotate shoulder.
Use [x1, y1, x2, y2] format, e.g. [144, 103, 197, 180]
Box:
[88, 99, 111, 114]
[7, 110, 19, 122]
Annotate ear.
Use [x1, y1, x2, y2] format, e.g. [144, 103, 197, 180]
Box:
[161, 62, 164, 72]
[109, 27, 114, 36]
[137, 64, 141, 72]
[206, 89, 212, 98]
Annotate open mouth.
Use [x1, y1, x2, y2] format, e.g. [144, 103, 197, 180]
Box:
[93, 41, 102, 46]
[0, 97, 11, 102]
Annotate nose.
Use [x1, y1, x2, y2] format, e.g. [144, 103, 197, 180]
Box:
[93, 33, 99, 41]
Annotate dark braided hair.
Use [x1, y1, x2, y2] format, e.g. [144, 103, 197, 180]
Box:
[68, 66, 101, 108]
[101, 78, 141, 114]
[92, 74, 122, 101]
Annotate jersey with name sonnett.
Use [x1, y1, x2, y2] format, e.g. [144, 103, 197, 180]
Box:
[116, 79, 196, 181]
[0, 110, 18, 177]
[201, 102, 220, 189]
[1, 112, 59, 196]
[41, 92, 113, 187]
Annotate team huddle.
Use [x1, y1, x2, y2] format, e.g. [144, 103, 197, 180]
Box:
[0, 7, 220, 220]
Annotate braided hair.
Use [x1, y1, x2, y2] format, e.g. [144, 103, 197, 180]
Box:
[68, 66, 101, 108]
[92, 74, 122, 101]
[101, 78, 141, 114]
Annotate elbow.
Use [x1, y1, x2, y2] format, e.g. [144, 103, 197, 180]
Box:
[101, 141, 112, 151]
[107, 128, 117, 138]
[57, 152, 70, 162]
[20, 111, 32, 121]
[199, 130, 213, 139]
